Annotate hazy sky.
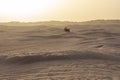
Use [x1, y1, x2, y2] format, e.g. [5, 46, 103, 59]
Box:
[0, 0, 120, 22]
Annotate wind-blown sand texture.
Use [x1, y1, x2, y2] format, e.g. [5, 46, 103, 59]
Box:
[0, 20, 120, 80]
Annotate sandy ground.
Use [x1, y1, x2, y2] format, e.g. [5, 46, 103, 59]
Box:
[0, 21, 120, 80]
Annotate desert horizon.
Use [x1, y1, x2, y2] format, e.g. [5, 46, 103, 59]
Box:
[0, 19, 120, 26]
[0, 0, 120, 80]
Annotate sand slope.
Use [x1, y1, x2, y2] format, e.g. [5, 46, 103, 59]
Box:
[0, 20, 120, 80]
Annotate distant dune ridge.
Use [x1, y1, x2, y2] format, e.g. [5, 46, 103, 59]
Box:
[0, 20, 120, 80]
[0, 20, 120, 26]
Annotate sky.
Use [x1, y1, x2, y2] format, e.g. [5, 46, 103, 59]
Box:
[0, 0, 120, 22]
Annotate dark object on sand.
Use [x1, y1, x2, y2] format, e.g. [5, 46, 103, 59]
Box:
[64, 27, 70, 32]
[95, 45, 104, 48]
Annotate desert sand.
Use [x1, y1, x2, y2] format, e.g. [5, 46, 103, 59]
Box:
[0, 20, 120, 80]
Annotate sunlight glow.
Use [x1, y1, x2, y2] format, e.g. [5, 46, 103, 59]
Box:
[0, 0, 62, 21]
[0, 0, 119, 22]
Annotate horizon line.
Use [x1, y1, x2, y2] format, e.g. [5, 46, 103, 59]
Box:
[0, 19, 120, 23]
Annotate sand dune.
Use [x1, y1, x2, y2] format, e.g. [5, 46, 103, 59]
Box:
[0, 20, 120, 80]
[1, 51, 120, 65]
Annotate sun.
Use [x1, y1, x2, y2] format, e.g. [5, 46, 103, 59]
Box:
[0, 0, 61, 21]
